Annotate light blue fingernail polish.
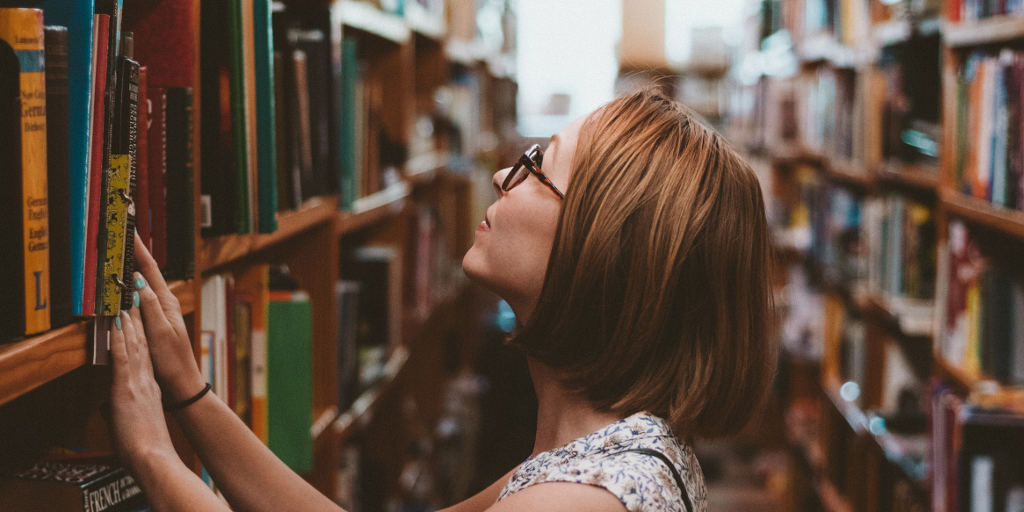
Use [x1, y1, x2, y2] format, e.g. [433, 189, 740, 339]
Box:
[133, 291, 140, 307]
[114, 316, 122, 330]
[135, 275, 146, 290]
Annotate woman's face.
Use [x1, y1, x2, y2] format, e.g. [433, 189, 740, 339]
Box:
[462, 117, 584, 320]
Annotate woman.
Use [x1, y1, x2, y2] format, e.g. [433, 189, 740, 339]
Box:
[110, 88, 776, 511]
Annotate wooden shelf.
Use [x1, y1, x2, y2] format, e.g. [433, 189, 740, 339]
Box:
[797, 33, 873, 68]
[331, 344, 410, 443]
[199, 197, 339, 273]
[825, 159, 874, 191]
[0, 280, 194, 406]
[944, 16, 1024, 47]
[940, 189, 1024, 240]
[934, 351, 991, 390]
[404, 4, 445, 41]
[872, 17, 942, 47]
[334, 0, 410, 44]
[445, 38, 484, 66]
[876, 161, 939, 193]
[863, 294, 934, 340]
[337, 183, 410, 235]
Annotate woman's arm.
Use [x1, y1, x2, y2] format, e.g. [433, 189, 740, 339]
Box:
[169, 386, 340, 511]
[130, 234, 341, 512]
[437, 468, 517, 512]
[110, 309, 232, 511]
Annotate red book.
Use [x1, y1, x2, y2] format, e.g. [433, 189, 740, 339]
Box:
[136, 66, 150, 248]
[125, 0, 195, 88]
[148, 87, 167, 268]
[82, 13, 109, 315]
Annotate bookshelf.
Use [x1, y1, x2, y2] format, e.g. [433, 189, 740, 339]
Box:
[942, 15, 1024, 47]
[0, 280, 194, 406]
[730, 1, 1024, 510]
[0, 0, 518, 509]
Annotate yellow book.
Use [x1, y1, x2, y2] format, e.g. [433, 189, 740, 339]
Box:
[0, 8, 50, 335]
[964, 282, 982, 376]
[99, 155, 130, 316]
[235, 264, 270, 444]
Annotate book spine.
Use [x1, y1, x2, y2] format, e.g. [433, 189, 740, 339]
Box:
[117, 57, 138, 311]
[0, 8, 50, 336]
[147, 87, 167, 269]
[80, 467, 146, 512]
[99, 154, 130, 316]
[93, 1, 123, 314]
[45, 25, 72, 328]
[135, 67, 150, 255]
[290, 49, 313, 205]
[165, 87, 194, 280]
[38, 0, 96, 317]
[83, 14, 110, 316]
[0, 24, 24, 338]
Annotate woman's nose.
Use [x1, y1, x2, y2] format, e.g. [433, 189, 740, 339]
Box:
[493, 167, 512, 197]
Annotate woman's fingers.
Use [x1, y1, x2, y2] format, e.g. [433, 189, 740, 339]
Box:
[127, 304, 155, 372]
[133, 234, 179, 313]
[121, 311, 141, 363]
[110, 315, 129, 377]
[135, 272, 172, 330]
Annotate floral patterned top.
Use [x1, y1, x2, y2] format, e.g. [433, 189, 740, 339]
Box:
[497, 412, 707, 511]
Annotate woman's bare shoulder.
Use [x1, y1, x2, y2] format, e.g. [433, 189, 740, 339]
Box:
[485, 481, 628, 512]
[438, 467, 518, 512]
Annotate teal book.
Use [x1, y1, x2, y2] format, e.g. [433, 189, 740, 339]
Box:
[253, 0, 278, 233]
[39, 0, 95, 316]
[338, 37, 359, 210]
[267, 289, 313, 473]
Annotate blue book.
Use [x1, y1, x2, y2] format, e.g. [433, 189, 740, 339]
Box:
[39, 0, 95, 316]
[253, 0, 278, 233]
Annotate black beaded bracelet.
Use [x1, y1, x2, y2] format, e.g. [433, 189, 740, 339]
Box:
[164, 383, 212, 412]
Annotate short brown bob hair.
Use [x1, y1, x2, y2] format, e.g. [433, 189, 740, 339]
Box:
[514, 89, 777, 439]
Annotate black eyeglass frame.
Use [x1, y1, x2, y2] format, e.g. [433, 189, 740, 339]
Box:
[501, 143, 565, 199]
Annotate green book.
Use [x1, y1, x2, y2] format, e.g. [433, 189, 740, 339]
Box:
[267, 289, 313, 473]
[253, 0, 278, 233]
[339, 37, 359, 210]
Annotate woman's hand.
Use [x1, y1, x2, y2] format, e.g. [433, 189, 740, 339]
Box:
[133, 233, 206, 403]
[110, 307, 177, 470]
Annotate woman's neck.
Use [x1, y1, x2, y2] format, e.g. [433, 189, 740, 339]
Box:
[527, 359, 623, 456]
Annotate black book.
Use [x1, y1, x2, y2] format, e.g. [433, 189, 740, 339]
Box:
[165, 87, 194, 281]
[113, 49, 139, 311]
[290, 26, 334, 197]
[0, 456, 148, 511]
[44, 25, 72, 329]
[0, 39, 24, 339]
[199, 0, 237, 236]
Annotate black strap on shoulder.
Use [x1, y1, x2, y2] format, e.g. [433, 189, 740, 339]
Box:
[618, 448, 693, 512]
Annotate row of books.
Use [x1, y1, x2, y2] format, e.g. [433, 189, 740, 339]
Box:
[196, 243, 414, 476]
[200, 266, 313, 474]
[932, 383, 1024, 512]
[936, 220, 1024, 385]
[949, 0, 1024, 23]
[862, 194, 936, 304]
[0, 3, 195, 342]
[797, 67, 860, 166]
[776, 161, 936, 305]
[954, 50, 1024, 211]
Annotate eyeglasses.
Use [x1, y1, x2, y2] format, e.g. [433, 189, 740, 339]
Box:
[501, 144, 565, 199]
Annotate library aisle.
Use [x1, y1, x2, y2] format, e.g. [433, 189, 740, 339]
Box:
[4, 0, 1024, 510]
[725, 0, 1024, 510]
